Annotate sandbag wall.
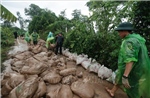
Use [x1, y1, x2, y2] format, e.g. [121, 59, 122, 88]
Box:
[63, 49, 114, 81]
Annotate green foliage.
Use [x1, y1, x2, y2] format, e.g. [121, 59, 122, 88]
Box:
[132, 1, 150, 55]
[1, 27, 15, 47]
[1, 4, 17, 22]
[28, 8, 57, 34]
[1, 26, 18, 71]
[64, 27, 121, 71]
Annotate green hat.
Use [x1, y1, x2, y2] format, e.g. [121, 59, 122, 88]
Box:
[115, 22, 134, 31]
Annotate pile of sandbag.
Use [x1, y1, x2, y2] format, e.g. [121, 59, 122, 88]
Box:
[63, 48, 113, 80]
[1, 39, 97, 98]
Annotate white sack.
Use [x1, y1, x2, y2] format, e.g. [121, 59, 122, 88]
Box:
[88, 60, 101, 73]
[98, 65, 112, 79]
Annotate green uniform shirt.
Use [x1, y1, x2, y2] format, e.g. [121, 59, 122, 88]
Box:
[31, 32, 39, 41]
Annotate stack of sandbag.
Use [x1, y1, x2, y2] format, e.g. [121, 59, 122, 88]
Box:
[1, 44, 94, 98]
[76, 54, 89, 65]
[88, 59, 101, 73]
[2, 39, 123, 98]
[63, 48, 113, 80]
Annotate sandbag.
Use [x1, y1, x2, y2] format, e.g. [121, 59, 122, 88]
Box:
[9, 85, 18, 98]
[76, 55, 88, 65]
[106, 70, 118, 84]
[98, 65, 112, 79]
[81, 60, 91, 70]
[1, 81, 12, 96]
[58, 85, 73, 98]
[56, 62, 66, 71]
[43, 71, 62, 84]
[15, 75, 39, 98]
[33, 52, 48, 62]
[32, 45, 42, 54]
[63, 49, 72, 57]
[73, 95, 81, 98]
[62, 75, 77, 85]
[39, 69, 50, 78]
[25, 57, 39, 66]
[46, 84, 62, 98]
[32, 78, 47, 98]
[12, 60, 25, 69]
[59, 68, 76, 76]
[88, 61, 101, 73]
[71, 80, 94, 98]
[20, 62, 48, 75]
[8, 72, 25, 88]
[2, 59, 14, 73]
[15, 51, 33, 60]
[38, 39, 46, 46]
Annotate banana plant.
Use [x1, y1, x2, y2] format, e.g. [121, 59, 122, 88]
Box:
[1, 4, 17, 22]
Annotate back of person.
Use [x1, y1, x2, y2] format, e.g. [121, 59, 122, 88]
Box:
[13, 31, 18, 39]
[124, 33, 150, 98]
[131, 34, 150, 98]
[31, 32, 38, 41]
[56, 34, 64, 45]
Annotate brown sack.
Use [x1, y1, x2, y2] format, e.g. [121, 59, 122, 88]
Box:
[71, 80, 94, 98]
[1, 81, 12, 96]
[12, 61, 25, 69]
[25, 57, 39, 66]
[15, 51, 33, 60]
[32, 78, 47, 98]
[46, 84, 62, 98]
[58, 85, 73, 98]
[43, 71, 62, 84]
[8, 72, 25, 88]
[73, 94, 81, 98]
[62, 75, 77, 85]
[59, 68, 76, 76]
[9, 85, 18, 98]
[16, 75, 39, 98]
[20, 62, 48, 75]
[32, 45, 42, 54]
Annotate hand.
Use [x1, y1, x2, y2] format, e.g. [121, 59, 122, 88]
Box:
[122, 76, 131, 88]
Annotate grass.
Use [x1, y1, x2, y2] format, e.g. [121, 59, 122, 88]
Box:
[1, 46, 12, 72]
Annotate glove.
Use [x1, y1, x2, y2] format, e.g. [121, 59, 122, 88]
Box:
[122, 76, 131, 88]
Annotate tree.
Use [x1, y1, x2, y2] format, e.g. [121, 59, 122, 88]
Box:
[27, 7, 57, 36]
[17, 12, 25, 29]
[24, 4, 42, 19]
[86, 1, 134, 33]
[132, 1, 150, 54]
[1, 4, 17, 22]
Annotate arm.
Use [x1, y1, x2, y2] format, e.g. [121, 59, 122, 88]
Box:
[123, 62, 133, 77]
[122, 62, 134, 88]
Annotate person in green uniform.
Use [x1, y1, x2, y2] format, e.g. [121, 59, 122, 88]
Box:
[24, 31, 31, 45]
[46, 31, 55, 50]
[105, 22, 150, 98]
[31, 30, 39, 46]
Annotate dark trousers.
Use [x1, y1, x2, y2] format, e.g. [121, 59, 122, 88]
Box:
[33, 40, 38, 45]
[55, 43, 62, 55]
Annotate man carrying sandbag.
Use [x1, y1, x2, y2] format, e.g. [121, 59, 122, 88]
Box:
[24, 31, 31, 46]
[31, 30, 40, 46]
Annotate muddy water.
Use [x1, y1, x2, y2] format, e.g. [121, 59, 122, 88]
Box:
[8, 38, 28, 55]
